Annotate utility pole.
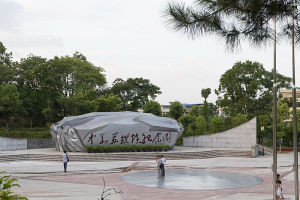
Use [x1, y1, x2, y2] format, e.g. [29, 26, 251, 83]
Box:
[272, 15, 278, 200]
[291, 0, 299, 199]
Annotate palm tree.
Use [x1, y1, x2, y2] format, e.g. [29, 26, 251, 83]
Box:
[164, 1, 299, 199]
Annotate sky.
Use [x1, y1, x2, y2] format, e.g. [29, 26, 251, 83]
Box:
[0, 0, 299, 105]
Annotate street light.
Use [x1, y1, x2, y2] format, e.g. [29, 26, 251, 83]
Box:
[261, 126, 265, 156]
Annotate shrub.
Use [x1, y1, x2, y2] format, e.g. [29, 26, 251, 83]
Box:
[0, 128, 51, 138]
[0, 172, 28, 200]
[86, 145, 170, 153]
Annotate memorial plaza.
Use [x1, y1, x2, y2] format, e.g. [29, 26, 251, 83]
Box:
[1, 147, 299, 200]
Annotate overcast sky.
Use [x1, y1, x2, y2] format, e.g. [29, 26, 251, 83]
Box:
[0, 0, 298, 104]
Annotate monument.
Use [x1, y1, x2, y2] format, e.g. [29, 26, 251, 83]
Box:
[50, 112, 183, 152]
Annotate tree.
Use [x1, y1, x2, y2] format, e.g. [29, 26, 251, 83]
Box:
[0, 85, 22, 127]
[143, 101, 162, 116]
[215, 61, 291, 117]
[194, 116, 206, 134]
[93, 94, 121, 112]
[189, 105, 200, 117]
[48, 54, 106, 97]
[16, 55, 49, 127]
[110, 78, 161, 111]
[232, 113, 247, 127]
[210, 116, 225, 133]
[0, 42, 15, 85]
[270, 98, 290, 151]
[201, 88, 211, 103]
[168, 101, 185, 120]
[257, 114, 271, 144]
[179, 114, 193, 130]
[165, 1, 299, 50]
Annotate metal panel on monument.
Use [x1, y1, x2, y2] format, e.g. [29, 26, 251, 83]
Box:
[50, 112, 183, 152]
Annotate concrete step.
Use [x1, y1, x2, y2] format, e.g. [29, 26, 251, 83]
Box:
[0, 150, 251, 162]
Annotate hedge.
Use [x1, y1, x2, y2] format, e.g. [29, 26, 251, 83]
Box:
[0, 127, 51, 138]
[86, 145, 170, 153]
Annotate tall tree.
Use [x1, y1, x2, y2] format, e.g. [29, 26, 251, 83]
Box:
[168, 101, 185, 120]
[271, 98, 291, 151]
[215, 61, 291, 117]
[0, 42, 15, 84]
[201, 88, 211, 103]
[143, 101, 162, 116]
[93, 94, 121, 112]
[200, 88, 212, 124]
[16, 55, 49, 126]
[0, 84, 22, 129]
[110, 78, 161, 111]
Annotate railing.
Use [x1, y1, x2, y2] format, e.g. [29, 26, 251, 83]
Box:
[257, 144, 273, 156]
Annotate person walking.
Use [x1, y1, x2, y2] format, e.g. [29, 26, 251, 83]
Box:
[156, 155, 162, 178]
[160, 155, 166, 177]
[276, 180, 284, 199]
[63, 151, 69, 173]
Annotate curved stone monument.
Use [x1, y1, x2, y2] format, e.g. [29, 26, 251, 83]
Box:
[50, 112, 183, 152]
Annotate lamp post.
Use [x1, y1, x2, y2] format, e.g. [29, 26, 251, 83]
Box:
[261, 126, 265, 156]
[291, 1, 299, 199]
[272, 15, 278, 200]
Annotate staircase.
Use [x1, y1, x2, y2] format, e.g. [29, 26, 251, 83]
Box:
[0, 149, 251, 162]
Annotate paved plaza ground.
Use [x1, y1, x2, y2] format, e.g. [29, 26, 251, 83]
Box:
[0, 147, 299, 200]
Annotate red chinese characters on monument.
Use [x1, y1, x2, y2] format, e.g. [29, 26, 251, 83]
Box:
[141, 133, 152, 144]
[110, 132, 119, 144]
[120, 134, 130, 144]
[88, 133, 96, 145]
[131, 133, 139, 144]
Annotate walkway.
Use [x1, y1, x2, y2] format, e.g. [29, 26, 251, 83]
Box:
[0, 147, 298, 200]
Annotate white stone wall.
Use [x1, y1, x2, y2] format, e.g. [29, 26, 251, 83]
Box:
[183, 118, 256, 149]
[0, 137, 27, 151]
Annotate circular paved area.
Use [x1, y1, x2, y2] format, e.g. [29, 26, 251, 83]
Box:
[1, 148, 299, 200]
[122, 170, 262, 189]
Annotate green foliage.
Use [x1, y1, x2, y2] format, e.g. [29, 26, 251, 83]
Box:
[201, 88, 211, 102]
[215, 61, 291, 117]
[143, 101, 162, 116]
[168, 101, 185, 120]
[165, 1, 298, 49]
[110, 78, 161, 111]
[189, 105, 200, 117]
[194, 116, 206, 134]
[0, 84, 22, 124]
[224, 117, 232, 130]
[210, 116, 225, 133]
[86, 145, 170, 153]
[178, 115, 193, 129]
[0, 42, 163, 128]
[0, 173, 28, 200]
[270, 98, 291, 139]
[93, 94, 121, 112]
[232, 113, 247, 127]
[0, 127, 51, 138]
[0, 42, 15, 85]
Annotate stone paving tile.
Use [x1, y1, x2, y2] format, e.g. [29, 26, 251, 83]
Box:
[23, 166, 299, 200]
[3, 148, 300, 200]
